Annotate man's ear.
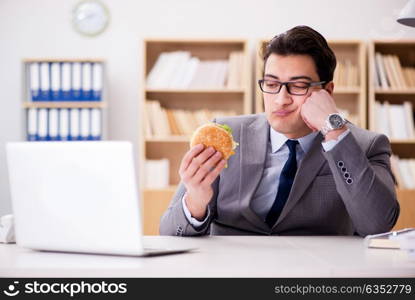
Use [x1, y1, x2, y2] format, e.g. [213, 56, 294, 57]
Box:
[324, 81, 334, 95]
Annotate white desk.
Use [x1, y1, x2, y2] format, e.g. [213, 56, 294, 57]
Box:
[1, 236, 414, 277]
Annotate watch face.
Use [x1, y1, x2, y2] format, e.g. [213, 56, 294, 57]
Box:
[72, 0, 109, 36]
[329, 114, 344, 129]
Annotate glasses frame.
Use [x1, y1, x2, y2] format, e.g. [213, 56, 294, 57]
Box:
[258, 79, 326, 96]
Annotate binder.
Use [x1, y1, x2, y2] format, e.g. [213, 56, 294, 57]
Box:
[40, 62, 51, 101]
[29, 63, 40, 101]
[92, 63, 103, 101]
[80, 108, 91, 140]
[70, 108, 80, 140]
[59, 108, 70, 141]
[50, 63, 60, 101]
[82, 63, 92, 100]
[48, 108, 59, 140]
[72, 63, 82, 101]
[27, 108, 38, 141]
[61, 63, 71, 100]
[38, 108, 48, 141]
[91, 108, 102, 140]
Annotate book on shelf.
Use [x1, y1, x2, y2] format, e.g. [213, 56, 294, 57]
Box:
[145, 159, 169, 189]
[373, 101, 415, 139]
[145, 100, 236, 138]
[146, 51, 244, 89]
[373, 53, 414, 90]
[27, 60, 103, 102]
[333, 59, 359, 88]
[390, 155, 415, 190]
[26, 107, 102, 141]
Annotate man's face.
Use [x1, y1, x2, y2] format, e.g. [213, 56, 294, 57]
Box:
[263, 54, 322, 139]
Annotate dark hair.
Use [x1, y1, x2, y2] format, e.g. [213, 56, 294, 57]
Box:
[263, 25, 337, 83]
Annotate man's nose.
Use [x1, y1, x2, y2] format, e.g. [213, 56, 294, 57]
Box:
[274, 85, 292, 106]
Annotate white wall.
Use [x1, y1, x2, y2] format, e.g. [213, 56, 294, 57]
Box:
[0, 0, 414, 215]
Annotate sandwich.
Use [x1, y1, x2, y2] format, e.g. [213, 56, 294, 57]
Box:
[190, 123, 239, 160]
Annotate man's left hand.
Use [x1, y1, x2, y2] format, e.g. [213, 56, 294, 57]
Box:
[301, 89, 348, 141]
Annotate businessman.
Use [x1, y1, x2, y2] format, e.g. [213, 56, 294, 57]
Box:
[160, 25, 399, 236]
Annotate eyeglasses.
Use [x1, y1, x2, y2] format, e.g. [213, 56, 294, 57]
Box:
[258, 79, 326, 96]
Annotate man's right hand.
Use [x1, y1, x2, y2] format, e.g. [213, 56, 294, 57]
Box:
[179, 144, 226, 220]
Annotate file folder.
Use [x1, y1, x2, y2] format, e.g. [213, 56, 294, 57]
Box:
[48, 108, 59, 140]
[38, 108, 48, 141]
[92, 63, 103, 101]
[82, 63, 92, 100]
[80, 108, 91, 140]
[61, 63, 71, 101]
[91, 108, 102, 140]
[27, 108, 38, 141]
[50, 63, 60, 101]
[29, 63, 40, 101]
[72, 63, 82, 101]
[70, 108, 81, 140]
[59, 108, 70, 141]
[40, 63, 51, 101]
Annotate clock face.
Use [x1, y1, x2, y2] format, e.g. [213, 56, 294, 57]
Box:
[72, 0, 109, 36]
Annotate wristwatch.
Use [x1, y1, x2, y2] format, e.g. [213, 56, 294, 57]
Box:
[320, 113, 346, 136]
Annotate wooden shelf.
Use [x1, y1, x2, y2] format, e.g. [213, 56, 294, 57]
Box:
[334, 87, 361, 94]
[145, 136, 190, 143]
[374, 88, 415, 94]
[145, 88, 245, 93]
[23, 58, 104, 63]
[140, 39, 252, 234]
[23, 102, 106, 109]
[390, 139, 415, 144]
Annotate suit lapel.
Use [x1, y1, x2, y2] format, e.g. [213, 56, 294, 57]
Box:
[273, 132, 326, 228]
[238, 115, 270, 232]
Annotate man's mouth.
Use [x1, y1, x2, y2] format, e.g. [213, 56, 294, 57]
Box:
[273, 109, 294, 117]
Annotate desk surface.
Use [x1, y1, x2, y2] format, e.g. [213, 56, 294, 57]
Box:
[1, 236, 414, 277]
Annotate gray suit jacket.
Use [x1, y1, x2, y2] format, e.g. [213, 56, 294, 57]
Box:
[159, 113, 399, 236]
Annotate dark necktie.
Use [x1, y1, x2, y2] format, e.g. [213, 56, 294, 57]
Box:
[265, 139, 299, 227]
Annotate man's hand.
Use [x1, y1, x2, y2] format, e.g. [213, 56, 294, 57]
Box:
[301, 89, 346, 141]
[179, 144, 226, 220]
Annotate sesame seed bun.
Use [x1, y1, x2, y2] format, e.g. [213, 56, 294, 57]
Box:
[190, 123, 237, 160]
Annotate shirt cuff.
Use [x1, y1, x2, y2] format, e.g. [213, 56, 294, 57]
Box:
[181, 193, 210, 227]
[321, 129, 351, 152]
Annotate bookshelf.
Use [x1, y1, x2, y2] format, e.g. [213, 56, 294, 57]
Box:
[141, 39, 252, 234]
[368, 41, 415, 230]
[255, 39, 367, 129]
[22, 58, 106, 141]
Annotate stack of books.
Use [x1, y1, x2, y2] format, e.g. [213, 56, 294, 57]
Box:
[145, 159, 169, 189]
[28, 61, 103, 101]
[333, 59, 359, 88]
[373, 101, 415, 139]
[390, 155, 415, 190]
[26, 108, 102, 141]
[146, 51, 245, 89]
[145, 100, 236, 138]
[373, 53, 415, 90]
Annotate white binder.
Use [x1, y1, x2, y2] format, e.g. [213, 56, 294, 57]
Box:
[38, 108, 48, 140]
[91, 108, 102, 140]
[48, 108, 59, 140]
[27, 108, 38, 141]
[59, 109, 70, 141]
[70, 108, 80, 140]
[80, 108, 91, 140]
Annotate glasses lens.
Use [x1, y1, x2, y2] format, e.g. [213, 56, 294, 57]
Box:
[261, 80, 281, 93]
[287, 82, 309, 95]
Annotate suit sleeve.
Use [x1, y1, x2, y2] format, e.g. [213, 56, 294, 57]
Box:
[322, 132, 400, 236]
[159, 178, 219, 236]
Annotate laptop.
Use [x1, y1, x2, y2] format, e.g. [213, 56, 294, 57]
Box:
[6, 141, 195, 256]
